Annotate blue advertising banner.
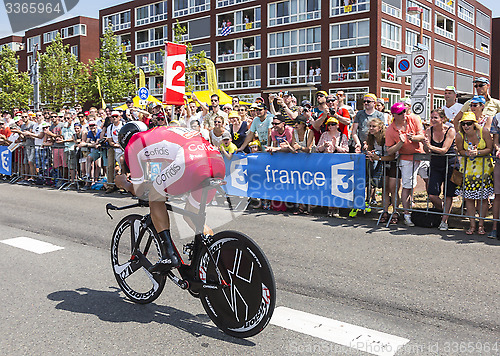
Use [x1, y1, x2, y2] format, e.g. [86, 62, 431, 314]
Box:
[223, 153, 366, 209]
[0, 146, 12, 175]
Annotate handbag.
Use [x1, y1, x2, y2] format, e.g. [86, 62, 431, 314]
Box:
[450, 168, 463, 186]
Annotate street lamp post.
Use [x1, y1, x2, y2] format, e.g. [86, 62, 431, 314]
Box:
[407, 6, 424, 46]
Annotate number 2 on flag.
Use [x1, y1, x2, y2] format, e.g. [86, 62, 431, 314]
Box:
[172, 61, 185, 87]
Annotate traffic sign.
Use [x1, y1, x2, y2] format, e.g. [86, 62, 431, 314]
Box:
[411, 50, 428, 74]
[411, 96, 427, 120]
[411, 73, 429, 97]
[138, 87, 149, 100]
[396, 54, 412, 77]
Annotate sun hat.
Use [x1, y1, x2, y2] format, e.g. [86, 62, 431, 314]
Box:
[391, 102, 406, 115]
[459, 111, 477, 123]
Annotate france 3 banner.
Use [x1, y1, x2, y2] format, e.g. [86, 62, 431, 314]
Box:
[163, 42, 186, 106]
[223, 153, 366, 209]
[0, 146, 12, 175]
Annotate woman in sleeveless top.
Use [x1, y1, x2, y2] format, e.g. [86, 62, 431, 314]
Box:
[423, 109, 457, 231]
[455, 111, 494, 235]
[209, 115, 226, 148]
[292, 114, 314, 153]
[228, 110, 249, 153]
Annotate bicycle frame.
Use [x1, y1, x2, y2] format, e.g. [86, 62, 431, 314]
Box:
[106, 178, 231, 294]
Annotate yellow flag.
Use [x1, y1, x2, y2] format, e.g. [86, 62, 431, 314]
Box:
[203, 58, 218, 95]
[245, 22, 253, 30]
[447, 0, 453, 5]
[138, 68, 146, 89]
[96, 75, 106, 109]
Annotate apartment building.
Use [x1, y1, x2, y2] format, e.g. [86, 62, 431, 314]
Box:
[15, 16, 100, 73]
[99, 0, 493, 108]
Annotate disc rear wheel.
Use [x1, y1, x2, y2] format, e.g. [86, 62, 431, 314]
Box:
[197, 231, 276, 338]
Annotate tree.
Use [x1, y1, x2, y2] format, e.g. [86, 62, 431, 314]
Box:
[39, 34, 88, 111]
[0, 46, 32, 109]
[86, 26, 136, 107]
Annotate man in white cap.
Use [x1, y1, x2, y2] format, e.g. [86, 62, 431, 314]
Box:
[441, 86, 463, 122]
[105, 111, 123, 193]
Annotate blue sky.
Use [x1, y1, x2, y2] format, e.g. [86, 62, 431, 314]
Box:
[1, 0, 499, 39]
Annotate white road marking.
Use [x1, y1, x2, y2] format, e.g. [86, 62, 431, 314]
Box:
[270, 306, 410, 356]
[1, 237, 64, 254]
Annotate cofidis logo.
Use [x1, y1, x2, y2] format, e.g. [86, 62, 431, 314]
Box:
[4, 0, 79, 33]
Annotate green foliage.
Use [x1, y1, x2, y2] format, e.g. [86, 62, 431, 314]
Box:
[39, 34, 87, 111]
[0, 46, 33, 109]
[86, 26, 136, 107]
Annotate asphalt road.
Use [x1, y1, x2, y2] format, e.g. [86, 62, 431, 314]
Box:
[0, 182, 499, 355]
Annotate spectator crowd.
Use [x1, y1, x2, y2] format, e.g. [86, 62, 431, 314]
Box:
[2, 76, 500, 239]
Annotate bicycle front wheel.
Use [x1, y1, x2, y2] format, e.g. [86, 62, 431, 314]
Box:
[111, 214, 166, 304]
[197, 230, 276, 338]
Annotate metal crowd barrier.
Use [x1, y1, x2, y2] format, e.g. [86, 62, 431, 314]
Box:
[365, 151, 499, 227]
[5, 145, 116, 191]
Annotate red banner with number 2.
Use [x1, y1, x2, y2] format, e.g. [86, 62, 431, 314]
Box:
[163, 42, 186, 105]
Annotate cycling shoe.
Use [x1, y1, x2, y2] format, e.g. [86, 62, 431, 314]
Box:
[149, 254, 180, 273]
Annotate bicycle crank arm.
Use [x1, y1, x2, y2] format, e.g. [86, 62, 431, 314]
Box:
[166, 271, 189, 290]
[188, 280, 230, 293]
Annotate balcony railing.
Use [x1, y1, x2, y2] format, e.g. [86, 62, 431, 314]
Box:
[382, 2, 401, 18]
[108, 22, 131, 33]
[269, 75, 320, 86]
[174, 3, 210, 17]
[435, 0, 455, 14]
[435, 26, 454, 40]
[217, 49, 261, 63]
[136, 13, 168, 27]
[219, 79, 260, 89]
[217, 0, 253, 8]
[136, 37, 167, 50]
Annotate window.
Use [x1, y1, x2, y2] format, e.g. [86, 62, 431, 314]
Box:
[381, 21, 400, 50]
[382, 0, 401, 18]
[136, 1, 168, 26]
[406, 0, 430, 30]
[173, 0, 210, 18]
[135, 25, 168, 50]
[217, 35, 261, 62]
[330, 54, 369, 82]
[381, 54, 398, 82]
[218, 65, 261, 89]
[435, 0, 454, 15]
[457, 0, 473, 22]
[27, 55, 33, 70]
[435, 13, 454, 40]
[433, 67, 454, 89]
[177, 18, 211, 41]
[330, 87, 369, 109]
[43, 30, 58, 44]
[217, 0, 253, 8]
[61, 24, 86, 39]
[476, 10, 490, 33]
[457, 48, 473, 70]
[330, 19, 369, 49]
[476, 32, 490, 54]
[269, 26, 321, 56]
[191, 43, 211, 58]
[189, 72, 209, 91]
[405, 30, 430, 54]
[268, 0, 320, 27]
[331, 0, 370, 16]
[433, 94, 445, 110]
[70, 45, 78, 59]
[218, 7, 261, 35]
[434, 40, 454, 65]
[476, 55, 489, 75]
[117, 34, 131, 52]
[457, 23, 474, 47]
[269, 59, 320, 86]
[27, 36, 40, 51]
[381, 88, 401, 110]
[456, 72, 473, 94]
[136, 51, 164, 72]
[103, 11, 131, 32]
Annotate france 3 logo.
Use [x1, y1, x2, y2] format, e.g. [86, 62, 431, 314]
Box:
[4, 0, 79, 33]
[0, 147, 11, 175]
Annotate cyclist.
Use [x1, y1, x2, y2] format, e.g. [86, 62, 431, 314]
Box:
[114, 122, 226, 273]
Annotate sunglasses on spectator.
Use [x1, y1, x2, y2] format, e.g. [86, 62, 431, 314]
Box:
[211, 99, 219, 102]
[22, 115, 28, 118]
[214, 121, 222, 124]
[363, 100, 374, 104]
[239, 109, 246, 111]
[474, 83, 486, 88]
[461, 121, 474, 127]
[327, 123, 337, 126]
[470, 103, 483, 107]
[326, 99, 335, 103]
[316, 94, 325, 98]
[223, 107, 231, 110]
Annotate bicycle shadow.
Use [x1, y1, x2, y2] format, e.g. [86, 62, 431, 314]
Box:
[47, 287, 254, 346]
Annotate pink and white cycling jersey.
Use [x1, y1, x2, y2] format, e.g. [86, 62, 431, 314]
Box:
[125, 126, 225, 205]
